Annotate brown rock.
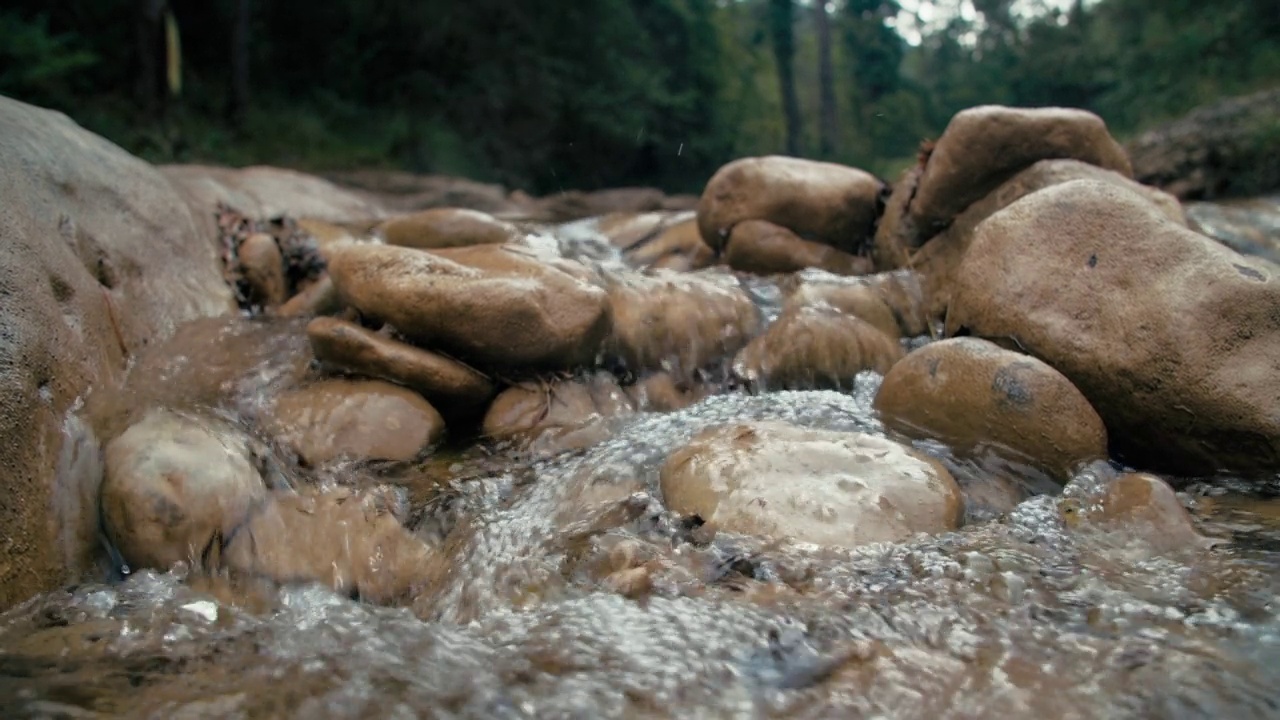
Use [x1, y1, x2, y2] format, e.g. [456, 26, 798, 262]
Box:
[533, 187, 668, 223]
[238, 233, 288, 307]
[660, 421, 963, 548]
[223, 487, 435, 604]
[0, 96, 234, 608]
[603, 268, 761, 377]
[101, 409, 267, 572]
[327, 243, 610, 369]
[307, 316, 495, 419]
[782, 270, 917, 340]
[725, 219, 873, 276]
[628, 219, 717, 271]
[277, 274, 345, 318]
[625, 372, 712, 413]
[911, 159, 1186, 319]
[321, 170, 520, 216]
[876, 107, 1132, 263]
[874, 338, 1108, 482]
[697, 156, 883, 253]
[732, 305, 904, 391]
[1068, 473, 1221, 553]
[945, 178, 1280, 475]
[264, 379, 446, 466]
[594, 212, 690, 252]
[377, 208, 521, 250]
[482, 372, 635, 453]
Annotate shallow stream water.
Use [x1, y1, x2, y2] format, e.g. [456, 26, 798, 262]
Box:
[2, 226, 1279, 719]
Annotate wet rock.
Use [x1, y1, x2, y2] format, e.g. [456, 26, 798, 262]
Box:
[101, 409, 267, 572]
[603, 268, 760, 378]
[327, 242, 610, 369]
[377, 208, 521, 250]
[874, 338, 1107, 482]
[1066, 473, 1221, 553]
[0, 97, 235, 607]
[1185, 195, 1280, 264]
[594, 212, 689, 252]
[307, 316, 495, 420]
[625, 372, 712, 413]
[945, 178, 1280, 475]
[616, 216, 717, 272]
[876, 106, 1132, 261]
[237, 233, 288, 307]
[531, 187, 668, 223]
[322, 169, 520, 215]
[660, 421, 963, 548]
[697, 156, 883, 253]
[911, 159, 1187, 317]
[277, 274, 344, 318]
[222, 487, 435, 604]
[482, 372, 635, 453]
[725, 219, 873, 276]
[264, 379, 446, 466]
[732, 305, 903, 391]
[783, 270, 919, 340]
[1127, 87, 1280, 201]
[162, 164, 387, 245]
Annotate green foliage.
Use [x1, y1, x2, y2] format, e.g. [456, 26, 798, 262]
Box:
[0, 0, 1275, 191]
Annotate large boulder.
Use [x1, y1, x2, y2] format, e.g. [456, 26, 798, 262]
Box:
[659, 421, 963, 548]
[101, 410, 267, 573]
[945, 178, 1280, 475]
[307, 316, 495, 420]
[911, 159, 1186, 319]
[327, 243, 610, 370]
[1127, 88, 1280, 201]
[732, 305, 904, 391]
[603, 268, 760, 378]
[875, 106, 1132, 264]
[697, 156, 883, 253]
[0, 96, 235, 608]
[875, 338, 1108, 482]
[724, 219, 872, 276]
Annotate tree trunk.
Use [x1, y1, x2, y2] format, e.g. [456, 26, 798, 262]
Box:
[229, 0, 251, 124]
[768, 0, 802, 156]
[136, 0, 166, 112]
[815, 0, 838, 157]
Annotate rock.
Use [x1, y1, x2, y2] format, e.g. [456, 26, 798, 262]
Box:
[783, 269, 924, 340]
[659, 421, 963, 548]
[327, 242, 610, 370]
[1065, 473, 1221, 553]
[594, 212, 690, 252]
[307, 316, 495, 419]
[482, 372, 635, 453]
[603, 268, 761, 378]
[911, 159, 1187, 317]
[321, 170, 520, 216]
[101, 409, 267, 572]
[1185, 195, 1280, 264]
[697, 156, 883, 253]
[945, 178, 1280, 475]
[876, 106, 1132, 260]
[377, 208, 521, 250]
[161, 164, 388, 246]
[264, 379, 446, 466]
[724, 219, 873, 276]
[223, 487, 435, 604]
[532, 187, 668, 223]
[625, 372, 712, 413]
[732, 305, 904, 391]
[626, 218, 717, 271]
[0, 96, 234, 607]
[1127, 88, 1280, 201]
[237, 233, 288, 307]
[277, 274, 345, 318]
[874, 338, 1108, 482]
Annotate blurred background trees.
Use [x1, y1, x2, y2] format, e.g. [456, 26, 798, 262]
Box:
[1, 0, 1277, 193]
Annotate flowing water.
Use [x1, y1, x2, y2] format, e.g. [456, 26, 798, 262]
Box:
[2, 227, 1279, 719]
